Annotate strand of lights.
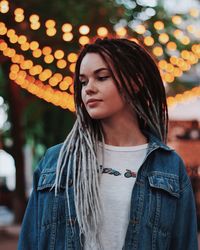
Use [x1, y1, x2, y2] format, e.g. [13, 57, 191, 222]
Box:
[9, 66, 75, 111]
[29, 14, 40, 30]
[159, 44, 200, 83]
[1, 21, 79, 71]
[167, 86, 200, 107]
[14, 8, 25, 23]
[0, 3, 200, 110]
[0, 39, 74, 94]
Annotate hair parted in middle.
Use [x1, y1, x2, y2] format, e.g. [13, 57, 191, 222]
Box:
[55, 37, 168, 249]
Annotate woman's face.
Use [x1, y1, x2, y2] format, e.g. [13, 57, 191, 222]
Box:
[80, 53, 128, 121]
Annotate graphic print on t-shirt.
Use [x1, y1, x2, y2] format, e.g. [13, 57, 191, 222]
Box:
[102, 167, 137, 178]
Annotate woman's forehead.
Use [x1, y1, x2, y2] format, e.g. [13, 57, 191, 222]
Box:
[79, 53, 109, 75]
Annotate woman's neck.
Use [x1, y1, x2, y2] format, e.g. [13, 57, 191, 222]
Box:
[101, 114, 147, 147]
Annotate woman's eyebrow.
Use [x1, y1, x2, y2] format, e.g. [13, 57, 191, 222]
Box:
[79, 67, 110, 77]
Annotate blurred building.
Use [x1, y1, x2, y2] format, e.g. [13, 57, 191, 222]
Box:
[168, 97, 200, 230]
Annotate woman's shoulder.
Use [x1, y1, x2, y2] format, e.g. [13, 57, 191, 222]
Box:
[37, 143, 64, 173]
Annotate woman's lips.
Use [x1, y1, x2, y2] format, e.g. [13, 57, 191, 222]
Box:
[86, 99, 102, 107]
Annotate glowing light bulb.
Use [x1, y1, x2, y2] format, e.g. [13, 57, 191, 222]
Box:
[63, 33, 73, 41]
[57, 59, 67, 69]
[0, 41, 8, 51]
[67, 53, 78, 63]
[18, 35, 27, 45]
[6, 29, 15, 38]
[172, 15, 182, 25]
[30, 41, 39, 50]
[14, 8, 24, 15]
[62, 23, 72, 32]
[54, 50, 64, 59]
[79, 25, 90, 35]
[116, 27, 127, 37]
[69, 63, 76, 73]
[167, 42, 177, 51]
[135, 25, 146, 34]
[29, 14, 39, 23]
[32, 49, 42, 58]
[79, 36, 89, 46]
[154, 21, 164, 30]
[44, 55, 54, 64]
[30, 23, 41, 30]
[45, 19, 56, 28]
[97, 27, 108, 37]
[159, 33, 169, 44]
[144, 36, 154, 46]
[0, 0, 9, 14]
[21, 42, 30, 51]
[46, 28, 57, 36]
[152, 46, 163, 57]
[42, 46, 52, 55]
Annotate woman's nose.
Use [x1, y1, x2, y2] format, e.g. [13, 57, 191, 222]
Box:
[85, 79, 97, 94]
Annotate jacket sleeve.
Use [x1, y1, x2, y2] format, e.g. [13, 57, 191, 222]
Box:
[170, 160, 198, 250]
[18, 158, 43, 250]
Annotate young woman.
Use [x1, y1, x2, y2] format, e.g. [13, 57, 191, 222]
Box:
[18, 38, 198, 250]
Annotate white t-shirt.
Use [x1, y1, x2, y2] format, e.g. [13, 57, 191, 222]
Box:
[97, 143, 148, 250]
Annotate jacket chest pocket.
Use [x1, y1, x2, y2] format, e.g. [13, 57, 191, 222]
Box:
[147, 173, 180, 234]
[37, 170, 69, 231]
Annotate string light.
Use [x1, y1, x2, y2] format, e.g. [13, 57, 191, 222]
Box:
[154, 21, 164, 30]
[42, 46, 52, 55]
[21, 42, 30, 51]
[0, 0, 9, 13]
[29, 14, 40, 30]
[32, 49, 42, 58]
[172, 15, 182, 25]
[167, 41, 177, 51]
[18, 35, 27, 45]
[189, 8, 199, 18]
[30, 41, 39, 50]
[97, 27, 108, 37]
[134, 25, 146, 34]
[63, 32, 73, 42]
[45, 19, 56, 28]
[167, 86, 200, 107]
[0, 5, 199, 111]
[144, 36, 154, 46]
[159, 33, 169, 44]
[62, 23, 72, 32]
[152, 46, 163, 57]
[67, 53, 78, 63]
[0, 25, 7, 35]
[115, 27, 127, 37]
[54, 50, 64, 59]
[57, 59, 67, 69]
[14, 8, 24, 22]
[69, 63, 76, 73]
[46, 28, 57, 37]
[44, 54, 54, 64]
[79, 36, 90, 45]
[79, 25, 90, 35]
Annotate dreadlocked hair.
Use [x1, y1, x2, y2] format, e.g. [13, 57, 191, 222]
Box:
[55, 37, 168, 249]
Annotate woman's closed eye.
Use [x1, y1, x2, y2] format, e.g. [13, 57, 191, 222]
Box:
[97, 76, 110, 81]
[79, 76, 110, 86]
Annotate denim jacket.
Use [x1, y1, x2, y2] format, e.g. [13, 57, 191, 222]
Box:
[18, 134, 198, 250]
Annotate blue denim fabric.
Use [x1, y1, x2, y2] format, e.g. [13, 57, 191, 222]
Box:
[18, 134, 198, 250]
